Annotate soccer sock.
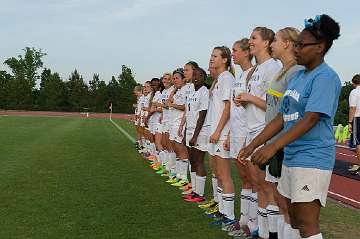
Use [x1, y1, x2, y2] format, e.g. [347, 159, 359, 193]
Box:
[301, 233, 323, 239]
[180, 160, 189, 181]
[283, 223, 300, 239]
[217, 187, 224, 214]
[159, 150, 166, 166]
[239, 188, 251, 227]
[267, 204, 280, 238]
[195, 175, 206, 196]
[175, 160, 180, 178]
[258, 207, 269, 239]
[277, 214, 285, 239]
[248, 192, 258, 233]
[150, 143, 156, 155]
[190, 171, 196, 187]
[169, 153, 177, 176]
[222, 193, 235, 220]
[212, 175, 218, 202]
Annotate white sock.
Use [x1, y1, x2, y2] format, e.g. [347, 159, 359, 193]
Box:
[258, 207, 269, 239]
[180, 160, 189, 181]
[158, 150, 165, 165]
[248, 192, 258, 233]
[169, 153, 177, 176]
[175, 160, 181, 179]
[146, 140, 151, 152]
[150, 143, 156, 154]
[239, 188, 251, 227]
[217, 187, 224, 214]
[222, 193, 235, 220]
[212, 176, 218, 202]
[190, 171, 196, 187]
[284, 223, 300, 239]
[277, 214, 285, 239]
[195, 175, 206, 196]
[267, 204, 280, 233]
[301, 233, 323, 239]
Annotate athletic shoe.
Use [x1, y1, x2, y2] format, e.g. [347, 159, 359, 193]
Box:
[166, 177, 178, 184]
[184, 193, 205, 202]
[221, 219, 237, 231]
[147, 155, 156, 161]
[161, 171, 169, 177]
[353, 170, 360, 176]
[171, 180, 188, 187]
[182, 192, 195, 199]
[198, 198, 215, 207]
[207, 210, 223, 219]
[223, 220, 240, 232]
[198, 198, 217, 209]
[228, 229, 247, 237]
[155, 168, 164, 174]
[209, 215, 231, 225]
[204, 204, 219, 215]
[348, 164, 360, 172]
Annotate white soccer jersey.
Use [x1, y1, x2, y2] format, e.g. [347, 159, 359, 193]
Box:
[207, 70, 234, 140]
[170, 85, 186, 126]
[161, 86, 175, 123]
[230, 68, 252, 138]
[184, 83, 195, 110]
[136, 95, 144, 116]
[349, 86, 360, 117]
[246, 58, 281, 132]
[185, 85, 209, 135]
[149, 91, 162, 123]
[141, 94, 151, 118]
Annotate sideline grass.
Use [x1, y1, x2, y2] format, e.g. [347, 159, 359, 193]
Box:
[0, 116, 226, 238]
[0, 116, 358, 238]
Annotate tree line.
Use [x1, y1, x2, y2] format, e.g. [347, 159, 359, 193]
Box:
[0, 47, 353, 124]
[0, 47, 139, 113]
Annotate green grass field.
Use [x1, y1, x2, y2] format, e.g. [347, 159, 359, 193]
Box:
[0, 116, 359, 239]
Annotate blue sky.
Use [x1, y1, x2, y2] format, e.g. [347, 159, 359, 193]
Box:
[1, 0, 359, 84]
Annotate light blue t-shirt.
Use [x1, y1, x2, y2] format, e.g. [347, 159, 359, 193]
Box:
[279, 62, 341, 170]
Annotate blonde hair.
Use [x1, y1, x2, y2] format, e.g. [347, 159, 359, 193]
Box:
[274, 27, 300, 81]
[278, 27, 300, 43]
[134, 85, 143, 92]
[234, 38, 253, 61]
[253, 26, 275, 54]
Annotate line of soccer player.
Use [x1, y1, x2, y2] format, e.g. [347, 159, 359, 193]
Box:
[132, 14, 341, 239]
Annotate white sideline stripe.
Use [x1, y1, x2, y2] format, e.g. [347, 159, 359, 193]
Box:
[110, 119, 136, 143]
[328, 191, 360, 205]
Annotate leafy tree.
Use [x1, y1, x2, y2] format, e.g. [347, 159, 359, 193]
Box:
[4, 47, 46, 109]
[0, 71, 12, 109]
[89, 73, 108, 112]
[38, 68, 67, 111]
[66, 69, 89, 112]
[335, 81, 353, 126]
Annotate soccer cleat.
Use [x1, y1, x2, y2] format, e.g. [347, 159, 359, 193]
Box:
[348, 164, 360, 172]
[156, 168, 164, 174]
[221, 219, 237, 231]
[198, 198, 217, 209]
[171, 180, 188, 187]
[182, 192, 195, 199]
[147, 155, 157, 161]
[166, 177, 178, 184]
[223, 220, 240, 233]
[198, 197, 214, 206]
[184, 193, 205, 202]
[204, 204, 219, 215]
[209, 215, 228, 225]
[161, 171, 169, 177]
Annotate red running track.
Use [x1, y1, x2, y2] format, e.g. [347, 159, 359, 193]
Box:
[1, 111, 359, 208]
[332, 146, 360, 208]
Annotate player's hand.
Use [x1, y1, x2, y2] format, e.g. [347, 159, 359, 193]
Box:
[251, 144, 277, 166]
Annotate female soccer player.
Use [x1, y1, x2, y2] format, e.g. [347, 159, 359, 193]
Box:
[223, 38, 255, 237]
[235, 27, 282, 238]
[166, 68, 190, 187]
[183, 67, 209, 202]
[207, 46, 235, 225]
[239, 15, 341, 239]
